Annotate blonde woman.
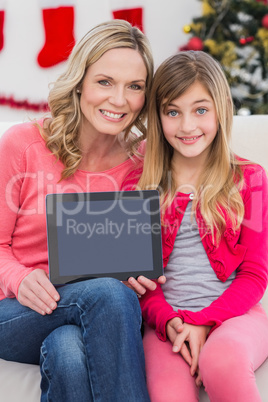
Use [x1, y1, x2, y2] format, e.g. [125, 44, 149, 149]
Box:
[0, 20, 163, 401]
[135, 51, 268, 401]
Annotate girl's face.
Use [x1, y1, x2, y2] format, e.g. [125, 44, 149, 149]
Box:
[79, 48, 147, 137]
[160, 81, 218, 164]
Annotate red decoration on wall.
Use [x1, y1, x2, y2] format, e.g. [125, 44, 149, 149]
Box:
[37, 6, 75, 68]
[0, 9, 4, 52]
[112, 7, 144, 32]
[0, 95, 49, 112]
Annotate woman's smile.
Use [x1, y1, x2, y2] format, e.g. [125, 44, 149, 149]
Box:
[99, 109, 126, 121]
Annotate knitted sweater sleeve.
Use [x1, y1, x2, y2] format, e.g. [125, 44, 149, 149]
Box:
[0, 125, 36, 298]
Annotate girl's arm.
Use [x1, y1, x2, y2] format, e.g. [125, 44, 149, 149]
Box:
[124, 275, 166, 295]
[177, 166, 268, 332]
[139, 282, 181, 340]
[140, 166, 268, 336]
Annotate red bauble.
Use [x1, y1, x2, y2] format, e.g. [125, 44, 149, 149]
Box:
[262, 14, 268, 29]
[239, 36, 254, 45]
[187, 37, 204, 51]
[256, 0, 268, 4]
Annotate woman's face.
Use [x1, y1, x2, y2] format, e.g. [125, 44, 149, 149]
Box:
[79, 48, 147, 137]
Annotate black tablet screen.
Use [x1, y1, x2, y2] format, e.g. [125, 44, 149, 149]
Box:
[46, 191, 163, 284]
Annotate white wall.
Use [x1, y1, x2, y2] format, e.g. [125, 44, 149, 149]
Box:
[0, 0, 201, 121]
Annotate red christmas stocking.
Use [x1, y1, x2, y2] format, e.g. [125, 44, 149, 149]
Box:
[111, 1, 144, 32]
[37, 5, 75, 68]
[0, 1, 6, 52]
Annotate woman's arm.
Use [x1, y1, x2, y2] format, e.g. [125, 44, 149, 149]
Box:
[0, 126, 60, 312]
[0, 126, 35, 298]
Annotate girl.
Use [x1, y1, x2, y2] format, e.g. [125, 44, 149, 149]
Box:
[137, 51, 268, 401]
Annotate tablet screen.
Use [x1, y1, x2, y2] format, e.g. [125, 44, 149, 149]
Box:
[46, 190, 163, 284]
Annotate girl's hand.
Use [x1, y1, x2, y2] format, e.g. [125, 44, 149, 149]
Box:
[18, 269, 60, 315]
[167, 318, 211, 385]
[166, 317, 192, 366]
[123, 275, 166, 296]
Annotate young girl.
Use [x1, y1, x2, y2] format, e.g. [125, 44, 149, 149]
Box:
[137, 51, 268, 401]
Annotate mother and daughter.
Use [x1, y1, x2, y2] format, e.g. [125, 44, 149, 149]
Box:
[0, 18, 267, 402]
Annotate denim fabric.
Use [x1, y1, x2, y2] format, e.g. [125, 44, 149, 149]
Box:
[0, 278, 150, 402]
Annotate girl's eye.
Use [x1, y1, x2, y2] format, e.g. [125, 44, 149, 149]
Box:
[98, 80, 110, 86]
[197, 108, 207, 115]
[167, 110, 178, 117]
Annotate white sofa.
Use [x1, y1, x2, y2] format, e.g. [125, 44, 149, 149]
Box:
[0, 116, 268, 402]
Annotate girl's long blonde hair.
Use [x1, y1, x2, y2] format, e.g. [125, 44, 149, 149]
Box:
[41, 20, 154, 180]
[138, 51, 245, 244]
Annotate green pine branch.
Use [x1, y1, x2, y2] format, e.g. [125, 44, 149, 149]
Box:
[186, 0, 268, 113]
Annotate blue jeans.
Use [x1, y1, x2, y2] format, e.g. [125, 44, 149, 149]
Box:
[0, 278, 150, 402]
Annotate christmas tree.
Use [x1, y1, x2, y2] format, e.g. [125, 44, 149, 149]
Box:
[181, 0, 268, 115]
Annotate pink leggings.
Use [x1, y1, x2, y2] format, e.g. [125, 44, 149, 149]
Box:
[143, 303, 268, 402]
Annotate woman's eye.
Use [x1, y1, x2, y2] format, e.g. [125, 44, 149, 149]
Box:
[167, 110, 178, 117]
[98, 80, 110, 86]
[197, 108, 207, 115]
[129, 84, 142, 90]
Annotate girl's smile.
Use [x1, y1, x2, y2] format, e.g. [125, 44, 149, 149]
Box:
[160, 81, 218, 164]
[176, 133, 204, 144]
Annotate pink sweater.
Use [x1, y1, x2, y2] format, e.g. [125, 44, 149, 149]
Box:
[0, 121, 144, 300]
[139, 163, 268, 340]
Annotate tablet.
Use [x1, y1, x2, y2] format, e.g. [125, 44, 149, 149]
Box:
[46, 190, 163, 285]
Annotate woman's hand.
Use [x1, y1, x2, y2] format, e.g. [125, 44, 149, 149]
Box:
[18, 269, 60, 315]
[123, 275, 166, 295]
[167, 318, 211, 386]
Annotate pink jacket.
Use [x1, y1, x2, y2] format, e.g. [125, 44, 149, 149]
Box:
[139, 164, 268, 341]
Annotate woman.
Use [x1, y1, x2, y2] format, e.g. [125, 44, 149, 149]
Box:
[0, 20, 164, 401]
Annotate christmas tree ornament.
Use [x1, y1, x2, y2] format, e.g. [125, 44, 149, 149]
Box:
[262, 14, 268, 29]
[37, 1, 75, 68]
[239, 36, 255, 45]
[183, 25, 191, 34]
[111, 1, 144, 32]
[179, 44, 190, 51]
[239, 37, 247, 45]
[0, 0, 6, 52]
[187, 37, 204, 51]
[237, 107, 251, 116]
[202, 0, 215, 16]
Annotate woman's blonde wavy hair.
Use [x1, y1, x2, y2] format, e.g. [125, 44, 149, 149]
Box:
[138, 51, 245, 245]
[41, 20, 154, 180]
